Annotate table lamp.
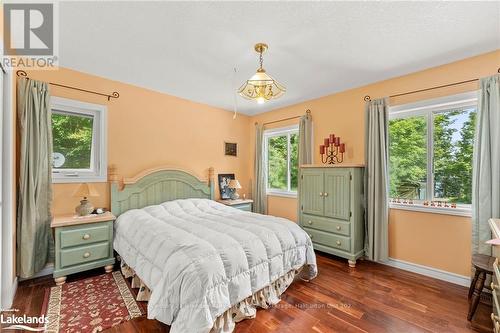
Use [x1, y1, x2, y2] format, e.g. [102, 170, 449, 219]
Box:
[228, 179, 242, 200]
[73, 183, 99, 216]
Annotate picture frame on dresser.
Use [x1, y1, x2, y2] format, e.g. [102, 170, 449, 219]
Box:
[218, 173, 235, 200]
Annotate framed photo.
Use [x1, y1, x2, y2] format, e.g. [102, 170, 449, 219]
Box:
[224, 142, 237, 157]
[218, 173, 235, 200]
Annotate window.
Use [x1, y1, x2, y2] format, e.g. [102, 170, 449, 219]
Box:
[51, 97, 107, 183]
[388, 92, 477, 213]
[264, 125, 299, 196]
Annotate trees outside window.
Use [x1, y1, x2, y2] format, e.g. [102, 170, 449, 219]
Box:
[389, 95, 476, 205]
[50, 97, 107, 183]
[265, 126, 299, 195]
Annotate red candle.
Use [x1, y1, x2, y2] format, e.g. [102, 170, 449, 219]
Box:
[324, 138, 329, 147]
[320, 145, 325, 154]
[335, 137, 340, 146]
[329, 134, 335, 144]
[339, 143, 345, 153]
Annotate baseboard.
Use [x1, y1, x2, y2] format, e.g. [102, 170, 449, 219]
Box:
[1, 278, 18, 309]
[18, 263, 54, 281]
[383, 257, 471, 287]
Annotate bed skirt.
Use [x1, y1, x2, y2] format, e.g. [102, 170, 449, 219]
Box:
[119, 259, 303, 333]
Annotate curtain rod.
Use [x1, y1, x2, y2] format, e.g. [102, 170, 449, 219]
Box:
[16, 70, 120, 101]
[256, 109, 311, 126]
[363, 67, 500, 102]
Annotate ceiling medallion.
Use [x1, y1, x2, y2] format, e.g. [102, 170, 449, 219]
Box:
[238, 43, 286, 104]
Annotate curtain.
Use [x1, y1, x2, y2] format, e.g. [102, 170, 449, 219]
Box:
[253, 123, 267, 214]
[364, 98, 389, 262]
[298, 112, 313, 165]
[472, 74, 500, 255]
[17, 78, 53, 278]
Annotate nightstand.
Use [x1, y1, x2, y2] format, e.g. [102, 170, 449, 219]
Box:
[51, 212, 116, 286]
[217, 199, 253, 212]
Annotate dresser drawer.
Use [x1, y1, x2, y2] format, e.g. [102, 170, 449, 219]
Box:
[301, 213, 350, 236]
[60, 242, 110, 268]
[303, 227, 350, 252]
[60, 223, 110, 249]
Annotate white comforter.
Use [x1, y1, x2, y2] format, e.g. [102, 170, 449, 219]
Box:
[113, 198, 317, 333]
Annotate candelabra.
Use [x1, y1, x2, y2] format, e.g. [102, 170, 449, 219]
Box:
[320, 134, 346, 164]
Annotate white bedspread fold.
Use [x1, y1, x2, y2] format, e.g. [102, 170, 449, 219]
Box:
[113, 198, 317, 333]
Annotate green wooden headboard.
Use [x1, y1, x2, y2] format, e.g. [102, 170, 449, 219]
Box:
[109, 166, 215, 216]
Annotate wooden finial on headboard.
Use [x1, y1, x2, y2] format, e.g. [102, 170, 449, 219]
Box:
[108, 165, 119, 182]
[208, 167, 215, 183]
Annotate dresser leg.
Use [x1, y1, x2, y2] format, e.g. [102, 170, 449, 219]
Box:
[348, 260, 356, 268]
[104, 265, 114, 273]
[54, 276, 66, 286]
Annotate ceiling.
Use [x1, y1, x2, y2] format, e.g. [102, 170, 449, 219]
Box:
[59, 1, 500, 115]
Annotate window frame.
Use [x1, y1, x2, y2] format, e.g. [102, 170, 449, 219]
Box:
[388, 91, 477, 216]
[263, 124, 299, 197]
[51, 97, 107, 183]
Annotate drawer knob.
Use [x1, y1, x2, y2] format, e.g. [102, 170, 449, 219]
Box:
[336, 240, 341, 246]
[308, 220, 312, 225]
[83, 252, 91, 258]
[309, 234, 313, 239]
[319, 192, 323, 197]
[336, 226, 341, 231]
[82, 234, 91, 240]
[324, 192, 328, 197]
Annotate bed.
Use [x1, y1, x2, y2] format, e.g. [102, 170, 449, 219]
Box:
[109, 166, 317, 333]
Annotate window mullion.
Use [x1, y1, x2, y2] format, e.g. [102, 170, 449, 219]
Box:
[287, 133, 291, 192]
[427, 111, 433, 201]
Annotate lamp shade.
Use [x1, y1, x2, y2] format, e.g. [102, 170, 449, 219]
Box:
[72, 183, 100, 198]
[228, 179, 242, 189]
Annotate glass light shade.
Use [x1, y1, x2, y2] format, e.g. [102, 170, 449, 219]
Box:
[238, 69, 286, 102]
[228, 179, 242, 189]
[72, 183, 100, 198]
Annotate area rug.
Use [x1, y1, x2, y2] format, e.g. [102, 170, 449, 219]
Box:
[43, 271, 143, 333]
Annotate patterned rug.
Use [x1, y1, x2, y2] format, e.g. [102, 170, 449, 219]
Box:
[43, 271, 144, 333]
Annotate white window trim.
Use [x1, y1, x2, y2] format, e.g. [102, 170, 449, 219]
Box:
[388, 91, 477, 216]
[51, 97, 107, 183]
[264, 125, 299, 197]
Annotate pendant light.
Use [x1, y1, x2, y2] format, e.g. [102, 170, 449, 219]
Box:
[238, 43, 286, 104]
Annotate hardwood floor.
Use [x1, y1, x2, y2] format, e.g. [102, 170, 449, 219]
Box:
[5, 252, 492, 332]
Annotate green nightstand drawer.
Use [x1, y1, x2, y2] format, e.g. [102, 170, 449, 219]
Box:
[234, 203, 252, 211]
[60, 224, 110, 248]
[60, 242, 110, 268]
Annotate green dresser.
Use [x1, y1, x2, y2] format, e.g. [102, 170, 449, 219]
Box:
[52, 212, 116, 285]
[299, 165, 364, 267]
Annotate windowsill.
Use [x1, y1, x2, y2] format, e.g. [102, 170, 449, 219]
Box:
[266, 191, 297, 199]
[389, 202, 472, 217]
[52, 175, 107, 184]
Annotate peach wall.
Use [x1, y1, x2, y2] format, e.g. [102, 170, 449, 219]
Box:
[389, 209, 471, 276]
[15, 67, 253, 215]
[250, 50, 500, 275]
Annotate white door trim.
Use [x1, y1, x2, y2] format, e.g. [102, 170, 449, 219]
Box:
[1, 68, 16, 309]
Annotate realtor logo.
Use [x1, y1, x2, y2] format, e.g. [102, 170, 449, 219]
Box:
[3, 3, 54, 56]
